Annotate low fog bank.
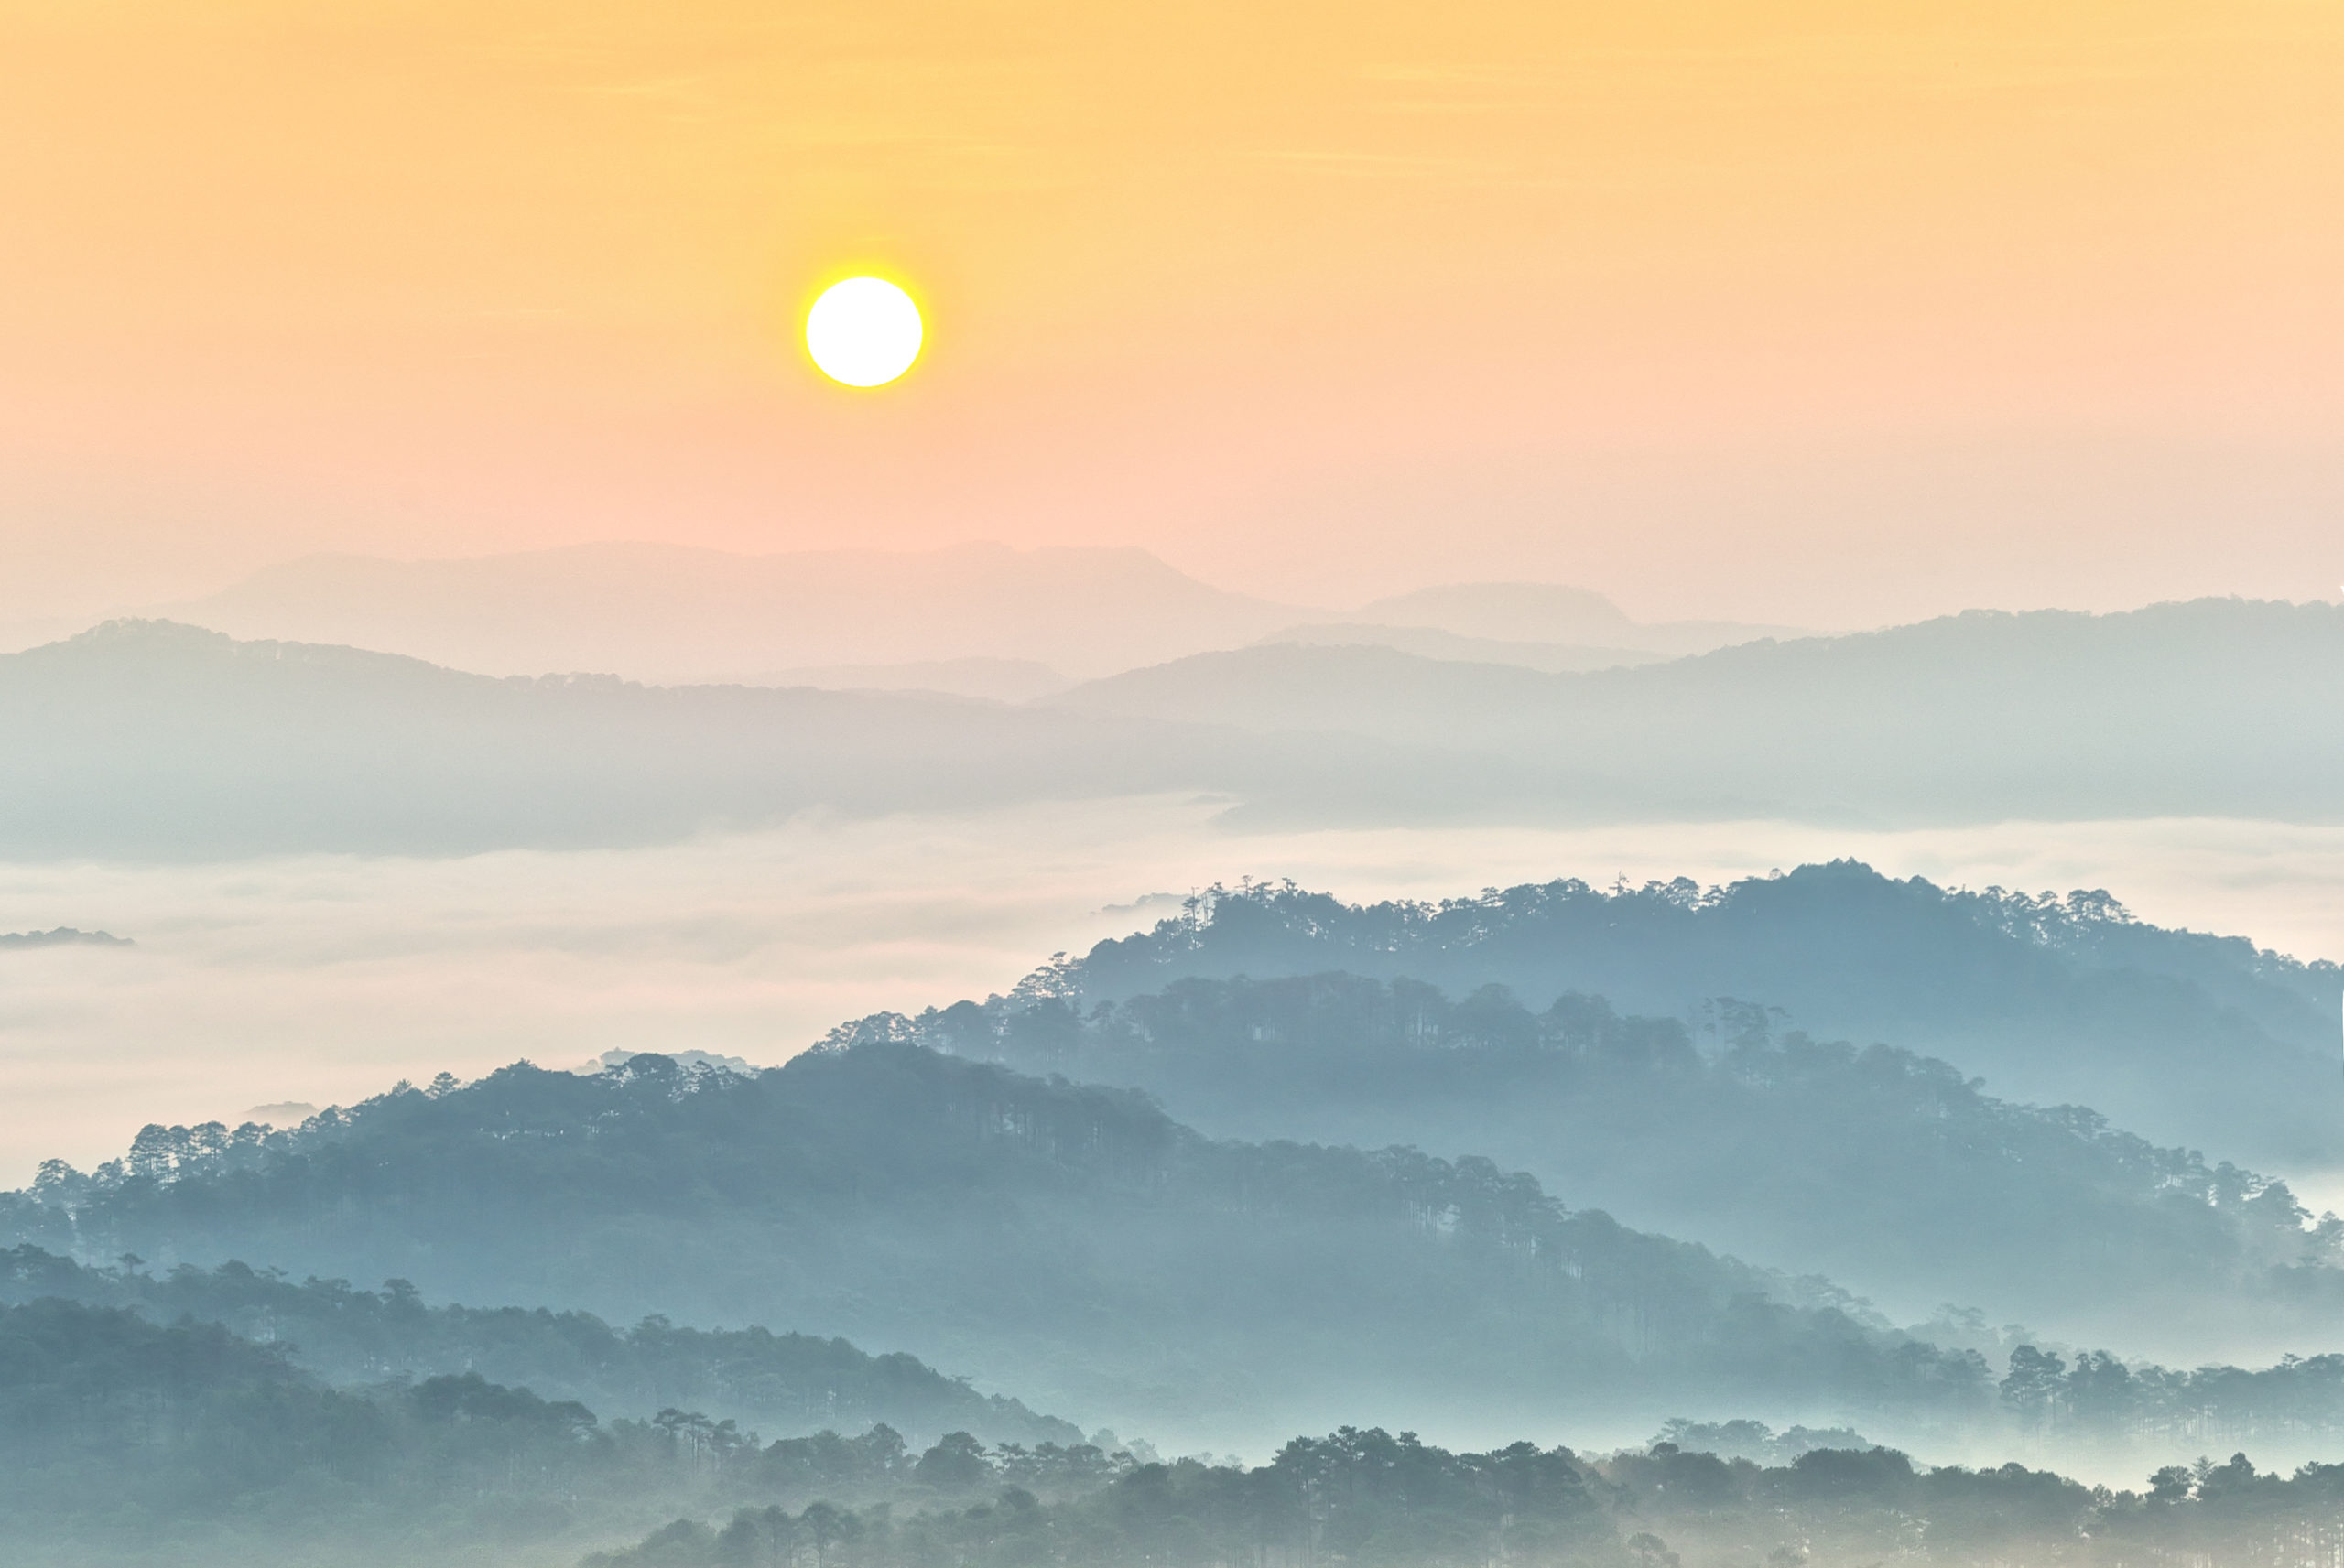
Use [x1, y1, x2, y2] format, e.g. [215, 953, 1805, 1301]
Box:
[14, 816, 2344, 1561]
[5, 804, 2344, 1185]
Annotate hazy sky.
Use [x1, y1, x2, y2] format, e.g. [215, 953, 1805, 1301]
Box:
[3, 0, 2340, 625]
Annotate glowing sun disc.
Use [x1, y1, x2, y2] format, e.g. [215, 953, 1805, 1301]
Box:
[806, 277, 923, 386]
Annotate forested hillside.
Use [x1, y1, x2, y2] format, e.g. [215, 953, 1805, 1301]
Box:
[1066, 864, 2344, 1169]
[860, 971, 2339, 1359]
[0, 1246, 1081, 1446]
[0, 1046, 1992, 1454]
[16, 1290, 2344, 1568]
[0, 1294, 1114, 1565]
[0, 1296, 612, 1562]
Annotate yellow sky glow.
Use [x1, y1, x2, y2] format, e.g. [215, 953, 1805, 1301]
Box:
[1, 0, 2339, 621]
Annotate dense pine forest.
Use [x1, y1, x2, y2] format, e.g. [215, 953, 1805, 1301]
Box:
[22, 1043, 2344, 1464]
[0, 1044, 2009, 1449]
[594, 1429, 2344, 1568]
[1063, 865, 2342, 1169]
[0, 1293, 1127, 1563]
[9, 1294, 2340, 1568]
[863, 966, 2338, 1357]
[11, 0, 2339, 1556]
[14, 866, 2344, 1563]
[0, 1245, 1082, 1445]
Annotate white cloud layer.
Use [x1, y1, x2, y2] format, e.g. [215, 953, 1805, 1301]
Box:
[2, 797, 2339, 1185]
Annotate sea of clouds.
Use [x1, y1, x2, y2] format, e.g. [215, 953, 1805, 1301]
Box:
[3, 796, 2340, 1189]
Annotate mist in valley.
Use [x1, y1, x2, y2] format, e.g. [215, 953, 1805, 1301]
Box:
[10, 592, 2344, 1563]
[5, 0, 2343, 1557]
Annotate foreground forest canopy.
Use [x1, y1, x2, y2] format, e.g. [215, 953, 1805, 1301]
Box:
[596, 1430, 2344, 1568]
[16, 862, 2344, 1560]
[0, 1294, 1129, 1564]
[4, 1298, 2336, 1568]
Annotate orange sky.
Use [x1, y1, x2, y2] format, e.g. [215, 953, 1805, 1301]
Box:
[2, 0, 2340, 626]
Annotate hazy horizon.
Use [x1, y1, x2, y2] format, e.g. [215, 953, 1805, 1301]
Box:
[9, 3, 2344, 1561]
[8, 3, 2344, 641]
[8, 527, 2344, 657]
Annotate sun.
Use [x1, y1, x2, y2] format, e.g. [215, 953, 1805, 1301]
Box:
[806, 277, 923, 387]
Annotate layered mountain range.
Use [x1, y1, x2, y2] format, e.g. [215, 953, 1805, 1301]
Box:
[1, 1044, 1991, 1455]
[113, 545, 1789, 687]
[4, 594, 2343, 856]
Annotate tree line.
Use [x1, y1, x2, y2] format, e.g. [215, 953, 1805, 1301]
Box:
[590, 1422, 2344, 1568]
[1056, 862, 2344, 1179]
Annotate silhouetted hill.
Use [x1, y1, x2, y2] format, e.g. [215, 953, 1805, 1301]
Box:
[1250, 621, 1669, 673]
[0, 926, 129, 948]
[1358, 581, 1801, 654]
[18, 600, 2344, 856]
[884, 970, 2339, 1359]
[0, 1047, 1996, 1454]
[0, 620, 1377, 856]
[1065, 865, 2343, 1172]
[153, 542, 1306, 683]
[753, 657, 1075, 701]
[1052, 598, 2344, 825]
[148, 551, 1789, 687]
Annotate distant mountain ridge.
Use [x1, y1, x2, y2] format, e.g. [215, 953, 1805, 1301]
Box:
[148, 542, 1304, 684]
[133, 544, 1789, 686]
[1053, 597, 2344, 825]
[1357, 581, 1803, 654]
[12, 600, 2344, 857]
[1249, 622, 1672, 673]
[0, 618, 1361, 856]
[0, 927, 128, 949]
